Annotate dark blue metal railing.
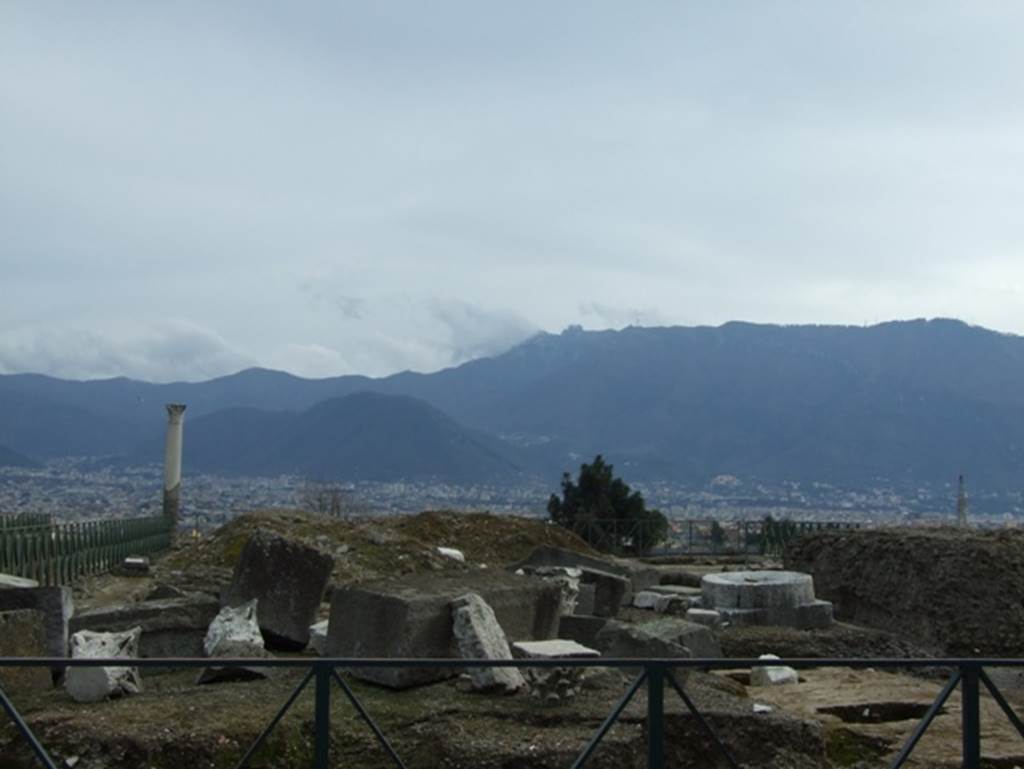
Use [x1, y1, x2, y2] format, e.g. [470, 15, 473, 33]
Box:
[2, 656, 1023, 768]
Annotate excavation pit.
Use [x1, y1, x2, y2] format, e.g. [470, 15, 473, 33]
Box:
[817, 702, 939, 724]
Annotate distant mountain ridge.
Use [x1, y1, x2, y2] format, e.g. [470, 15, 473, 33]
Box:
[3, 319, 1024, 489]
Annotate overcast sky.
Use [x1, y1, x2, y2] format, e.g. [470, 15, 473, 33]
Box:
[3, 2, 1024, 382]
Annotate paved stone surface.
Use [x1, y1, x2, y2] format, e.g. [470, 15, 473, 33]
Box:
[222, 529, 334, 650]
[451, 592, 525, 693]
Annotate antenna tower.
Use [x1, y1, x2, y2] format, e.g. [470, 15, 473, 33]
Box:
[956, 474, 969, 527]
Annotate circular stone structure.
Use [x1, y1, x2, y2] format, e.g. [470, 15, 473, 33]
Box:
[702, 570, 815, 610]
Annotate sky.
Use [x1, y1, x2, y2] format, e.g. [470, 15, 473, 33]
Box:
[3, 2, 1024, 382]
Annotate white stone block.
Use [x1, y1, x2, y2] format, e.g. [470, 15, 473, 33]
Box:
[203, 599, 265, 657]
[65, 628, 143, 703]
[438, 547, 466, 563]
[309, 620, 329, 656]
[750, 653, 799, 686]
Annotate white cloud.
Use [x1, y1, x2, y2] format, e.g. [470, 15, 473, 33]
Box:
[0, 320, 253, 382]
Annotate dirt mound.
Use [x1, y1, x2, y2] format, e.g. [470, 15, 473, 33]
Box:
[719, 622, 934, 661]
[785, 527, 1024, 656]
[157, 509, 597, 593]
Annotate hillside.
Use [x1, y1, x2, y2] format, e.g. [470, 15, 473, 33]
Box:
[0, 443, 39, 468]
[159, 392, 527, 483]
[3, 319, 1024, 489]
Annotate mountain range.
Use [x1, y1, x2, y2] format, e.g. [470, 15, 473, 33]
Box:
[2, 318, 1023, 490]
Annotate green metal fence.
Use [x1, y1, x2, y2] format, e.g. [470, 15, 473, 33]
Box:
[0, 516, 171, 585]
[0, 514, 52, 532]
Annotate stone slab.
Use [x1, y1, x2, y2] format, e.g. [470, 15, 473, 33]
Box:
[578, 568, 628, 618]
[70, 594, 220, 658]
[512, 639, 600, 658]
[327, 572, 563, 688]
[222, 529, 334, 650]
[645, 584, 703, 597]
[685, 609, 722, 629]
[0, 573, 39, 589]
[0, 609, 51, 692]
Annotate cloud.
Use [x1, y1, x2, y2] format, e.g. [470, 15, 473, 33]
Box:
[579, 303, 668, 329]
[0, 320, 253, 382]
[426, 300, 538, 363]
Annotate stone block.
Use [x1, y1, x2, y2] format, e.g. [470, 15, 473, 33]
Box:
[0, 584, 73, 659]
[309, 620, 329, 656]
[593, 621, 692, 677]
[437, 547, 465, 563]
[0, 609, 51, 692]
[451, 593, 525, 693]
[222, 529, 334, 650]
[632, 590, 663, 609]
[646, 584, 703, 598]
[579, 568, 628, 618]
[65, 628, 143, 703]
[510, 545, 658, 605]
[327, 572, 563, 688]
[575, 583, 596, 616]
[558, 615, 609, 648]
[685, 609, 722, 629]
[750, 654, 799, 686]
[198, 599, 271, 685]
[71, 594, 220, 658]
[636, 618, 722, 658]
[702, 571, 815, 610]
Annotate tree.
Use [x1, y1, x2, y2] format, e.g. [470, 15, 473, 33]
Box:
[548, 455, 668, 555]
[298, 482, 361, 519]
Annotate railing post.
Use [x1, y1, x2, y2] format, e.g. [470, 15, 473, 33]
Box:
[314, 662, 331, 769]
[962, 663, 981, 769]
[647, 664, 665, 769]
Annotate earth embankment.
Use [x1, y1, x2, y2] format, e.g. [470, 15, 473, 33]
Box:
[785, 527, 1024, 656]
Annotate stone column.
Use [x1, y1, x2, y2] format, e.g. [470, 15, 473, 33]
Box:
[163, 404, 186, 526]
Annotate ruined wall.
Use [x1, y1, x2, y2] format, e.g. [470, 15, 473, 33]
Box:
[785, 528, 1024, 656]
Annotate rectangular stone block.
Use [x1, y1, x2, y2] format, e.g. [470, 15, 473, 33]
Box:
[70, 594, 220, 658]
[558, 614, 608, 648]
[327, 572, 563, 688]
[222, 529, 334, 650]
[0, 609, 51, 692]
[579, 568, 628, 618]
[0, 585, 73, 659]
